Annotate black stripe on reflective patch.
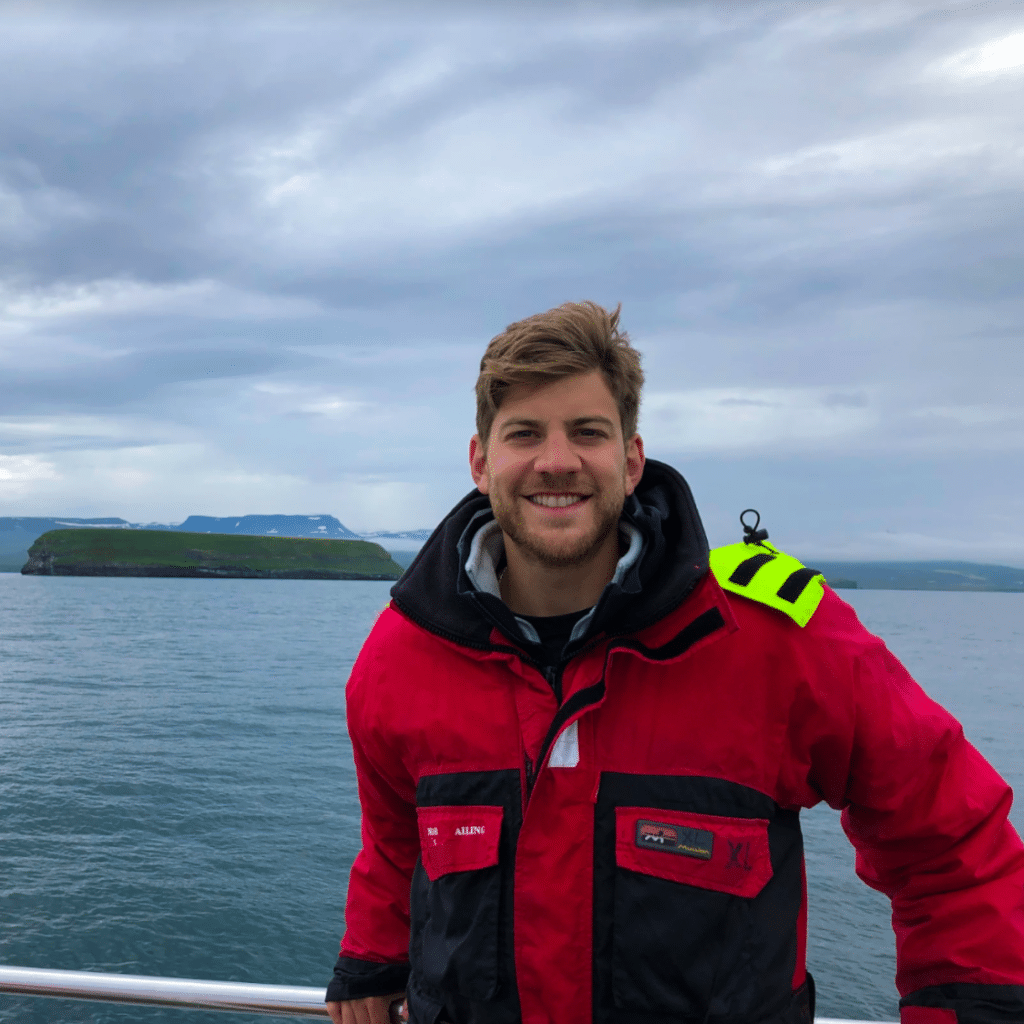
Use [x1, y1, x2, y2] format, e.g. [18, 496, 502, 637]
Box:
[729, 552, 776, 587]
[777, 567, 821, 604]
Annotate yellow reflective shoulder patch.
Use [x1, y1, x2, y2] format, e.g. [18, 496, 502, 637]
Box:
[709, 542, 824, 628]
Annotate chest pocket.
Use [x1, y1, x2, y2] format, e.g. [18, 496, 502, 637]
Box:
[616, 806, 772, 896]
[410, 804, 504, 1002]
[611, 806, 774, 1017]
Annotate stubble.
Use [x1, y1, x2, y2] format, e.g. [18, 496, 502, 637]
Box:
[489, 481, 625, 569]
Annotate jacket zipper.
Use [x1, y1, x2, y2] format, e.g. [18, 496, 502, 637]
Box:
[523, 663, 567, 803]
[543, 663, 564, 705]
[523, 751, 535, 799]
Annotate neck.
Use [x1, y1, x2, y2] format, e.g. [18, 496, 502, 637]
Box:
[499, 531, 621, 617]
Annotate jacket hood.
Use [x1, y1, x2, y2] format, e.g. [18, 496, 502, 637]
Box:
[389, 458, 710, 655]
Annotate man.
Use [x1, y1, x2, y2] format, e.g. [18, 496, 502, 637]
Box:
[327, 302, 1024, 1024]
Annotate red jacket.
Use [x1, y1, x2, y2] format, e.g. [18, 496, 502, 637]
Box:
[328, 461, 1024, 1024]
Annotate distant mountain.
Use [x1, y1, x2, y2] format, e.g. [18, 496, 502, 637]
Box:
[814, 560, 1024, 593]
[174, 514, 360, 539]
[1, 516, 140, 534]
[359, 529, 433, 541]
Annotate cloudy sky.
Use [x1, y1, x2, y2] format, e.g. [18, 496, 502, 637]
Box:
[1, 0, 1023, 562]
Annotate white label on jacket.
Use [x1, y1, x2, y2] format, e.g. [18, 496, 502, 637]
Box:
[548, 721, 579, 768]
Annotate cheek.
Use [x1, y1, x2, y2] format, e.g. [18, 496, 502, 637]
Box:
[487, 451, 519, 479]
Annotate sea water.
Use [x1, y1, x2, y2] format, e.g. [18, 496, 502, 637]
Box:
[0, 574, 1021, 1023]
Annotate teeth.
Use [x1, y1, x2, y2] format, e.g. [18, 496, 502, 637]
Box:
[529, 494, 584, 508]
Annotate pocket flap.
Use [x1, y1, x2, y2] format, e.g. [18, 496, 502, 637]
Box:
[615, 806, 772, 898]
[416, 804, 503, 881]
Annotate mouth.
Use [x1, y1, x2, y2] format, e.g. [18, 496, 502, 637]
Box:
[526, 493, 590, 509]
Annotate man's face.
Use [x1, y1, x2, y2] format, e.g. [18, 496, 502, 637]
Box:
[469, 370, 645, 569]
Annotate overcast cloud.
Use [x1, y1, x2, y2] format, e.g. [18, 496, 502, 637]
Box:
[1, 0, 1023, 562]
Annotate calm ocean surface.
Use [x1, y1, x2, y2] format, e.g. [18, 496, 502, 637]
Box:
[1, 574, 1022, 1023]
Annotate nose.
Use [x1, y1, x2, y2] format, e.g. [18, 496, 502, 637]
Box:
[533, 430, 582, 476]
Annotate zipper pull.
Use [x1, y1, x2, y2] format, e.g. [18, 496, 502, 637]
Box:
[524, 751, 536, 796]
[542, 664, 563, 705]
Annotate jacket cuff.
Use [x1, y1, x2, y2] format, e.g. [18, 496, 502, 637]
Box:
[325, 955, 411, 1003]
[901, 983, 1024, 1024]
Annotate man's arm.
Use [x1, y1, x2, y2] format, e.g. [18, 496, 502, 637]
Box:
[326, 618, 420, 1005]
[792, 591, 1024, 1022]
[325, 953, 411, 1004]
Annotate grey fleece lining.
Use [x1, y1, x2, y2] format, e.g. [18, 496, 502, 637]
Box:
[464, 517, 644, 646]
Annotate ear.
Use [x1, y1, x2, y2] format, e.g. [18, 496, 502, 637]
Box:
[469, 434, 490, 494]
[623, 434, 645, 496]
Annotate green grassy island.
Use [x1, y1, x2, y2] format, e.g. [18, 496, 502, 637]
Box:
[22, 529, 404, 580]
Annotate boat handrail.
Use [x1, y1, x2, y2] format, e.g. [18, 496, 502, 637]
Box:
[0, 964, 897, 1023]
[0, 964, 328, 1017]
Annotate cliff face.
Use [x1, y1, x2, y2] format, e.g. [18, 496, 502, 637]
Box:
[21, 549, 55, 575]
[22, 529, 403, 580]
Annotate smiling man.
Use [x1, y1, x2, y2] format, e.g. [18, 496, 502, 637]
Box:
[326, 302, 1024, 1024]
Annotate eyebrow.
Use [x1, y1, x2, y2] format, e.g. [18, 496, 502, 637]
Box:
[500, 416, 616, 431]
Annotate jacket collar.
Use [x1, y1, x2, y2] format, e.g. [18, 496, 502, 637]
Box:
[463, 515, 645, 650]
[390, 458, 711, 654]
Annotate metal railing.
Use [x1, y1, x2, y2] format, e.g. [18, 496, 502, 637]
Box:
[0, 964, 896, 1022]
[0, 965, 328, 1017]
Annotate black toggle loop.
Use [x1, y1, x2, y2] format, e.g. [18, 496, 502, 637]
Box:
[740, 508, 769, 545]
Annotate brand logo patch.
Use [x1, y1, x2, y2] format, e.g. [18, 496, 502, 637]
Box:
[635, 819, 714, 860]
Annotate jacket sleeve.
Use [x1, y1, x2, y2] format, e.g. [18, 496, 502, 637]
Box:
[792, 590, 1024, 1024]
[326, 618, 419, 1002]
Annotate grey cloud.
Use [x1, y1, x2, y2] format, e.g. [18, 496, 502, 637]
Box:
[824, 393, 869, 408]
[0, 342, 288, 415]
[0, 427, 161, 455]
[0, 1, 1021, 548]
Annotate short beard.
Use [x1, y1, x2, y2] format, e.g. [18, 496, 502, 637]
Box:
[489, 490, 624, 569]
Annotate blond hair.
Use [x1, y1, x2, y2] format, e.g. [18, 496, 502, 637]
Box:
[475, 301, 644, 446]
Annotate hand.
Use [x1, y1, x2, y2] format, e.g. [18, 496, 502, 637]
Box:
[327, 992, 407, 1024]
